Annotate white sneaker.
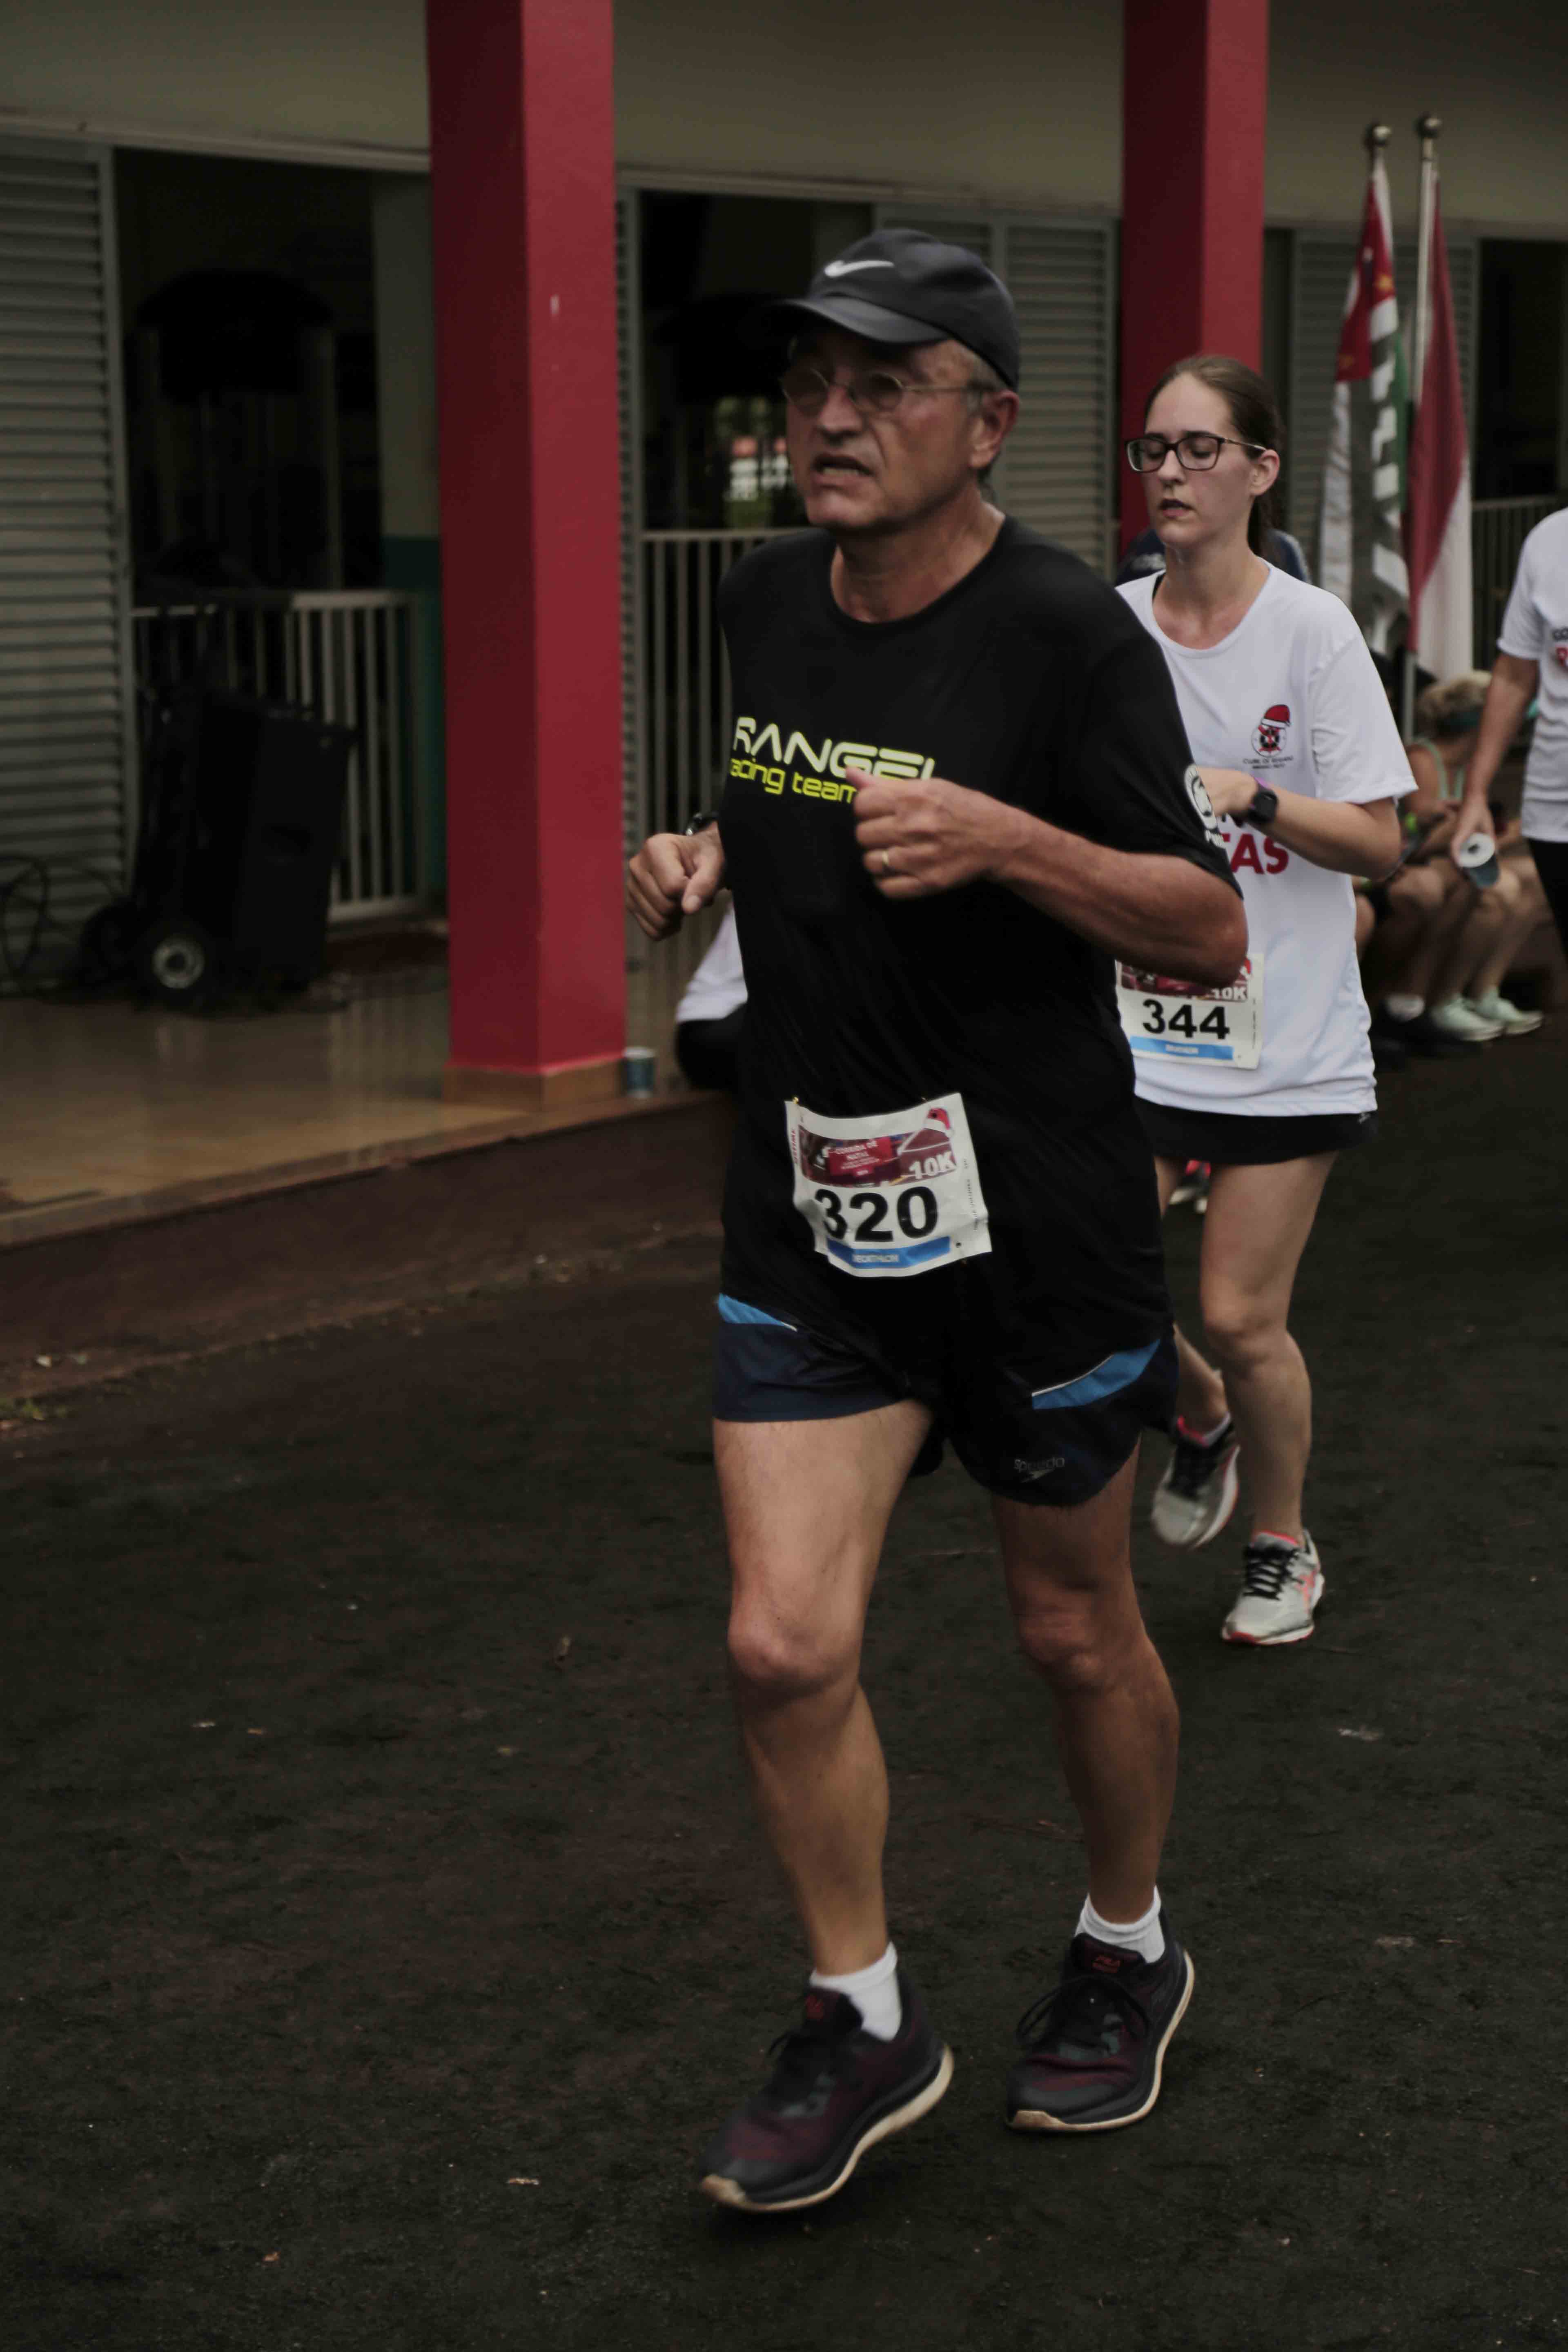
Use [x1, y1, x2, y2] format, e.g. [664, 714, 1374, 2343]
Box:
[1470, 988, 1545, 1036]
[1222, 1530, 1324, 1646]
[1152, 1417, 1241, 1550]
[1429, 996, 1503, 1043]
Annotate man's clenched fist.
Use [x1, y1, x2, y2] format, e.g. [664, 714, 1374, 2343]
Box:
[626, 828, 726, 940]
[851, 770, 1022, 900]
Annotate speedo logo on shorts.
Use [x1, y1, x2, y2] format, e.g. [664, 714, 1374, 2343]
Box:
[729, 717, 935, 801]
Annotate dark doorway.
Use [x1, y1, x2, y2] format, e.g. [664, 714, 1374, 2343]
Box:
[116, 149, 383, 595]
[1476, 241, 1565, 500]
[638, 191, 871, 532]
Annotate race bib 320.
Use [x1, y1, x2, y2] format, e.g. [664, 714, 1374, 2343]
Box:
[786, 1091, 992, 1278]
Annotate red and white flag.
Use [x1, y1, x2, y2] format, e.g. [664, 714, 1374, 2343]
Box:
[1319, 151, 1408, 656]
[1405, 168, 1472, 682]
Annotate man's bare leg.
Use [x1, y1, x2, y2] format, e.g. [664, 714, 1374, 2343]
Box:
[995, 1454, 1176, 1922]
[999, 1449, 1197, 2136]
[715, 1400, 931, 1973]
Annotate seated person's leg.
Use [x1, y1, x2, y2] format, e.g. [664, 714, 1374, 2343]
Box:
[1367, 865, 1480, 1055]
[1467, 854, 1549, 1033]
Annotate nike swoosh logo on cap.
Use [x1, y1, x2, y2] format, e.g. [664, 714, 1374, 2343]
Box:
[822, 259, 896, 277]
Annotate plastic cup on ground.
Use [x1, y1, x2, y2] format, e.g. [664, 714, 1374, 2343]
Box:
[1456, 832, 1500, 889]
[622, 1047, 658, 1097]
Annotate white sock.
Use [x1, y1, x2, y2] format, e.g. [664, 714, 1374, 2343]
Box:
[1078, 1893, 1165, 1965]
[809, 1941, 902, 2039]
[1385, 992, 1425, 1021]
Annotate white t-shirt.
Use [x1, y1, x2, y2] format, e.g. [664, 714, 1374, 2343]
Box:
[675, 904, 746, 1023]
[1118, 566, 1411, 1116]
[1497, 508, 1568, 846]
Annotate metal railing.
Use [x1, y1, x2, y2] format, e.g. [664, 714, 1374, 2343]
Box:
[130, 590, 427, 923]
[1472, 495, 1566, 668]
[624, 500, 1564, 858]
[635, 528, 796, 847]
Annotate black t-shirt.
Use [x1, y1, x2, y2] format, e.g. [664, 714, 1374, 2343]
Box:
[716, 518, 1236, 1374]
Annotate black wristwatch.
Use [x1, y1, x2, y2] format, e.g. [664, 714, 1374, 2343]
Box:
[684, 809, 721, 837]
[1242, 784, 1279, 831]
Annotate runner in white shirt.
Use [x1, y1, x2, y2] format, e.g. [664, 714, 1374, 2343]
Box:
[674, 904, 747, 1092]
[1117, 354, 1409, 1646]
[1446, 507, 1568, 955]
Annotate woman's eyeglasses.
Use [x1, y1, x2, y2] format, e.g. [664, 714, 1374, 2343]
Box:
[1125, 431, 1268, 473]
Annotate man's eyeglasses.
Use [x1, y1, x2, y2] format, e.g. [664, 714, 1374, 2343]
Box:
[779, 363, 984, 420]
[1125, 431, 1268, 473]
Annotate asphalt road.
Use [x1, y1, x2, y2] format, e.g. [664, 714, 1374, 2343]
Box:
[4, 1029, 1567, 2350]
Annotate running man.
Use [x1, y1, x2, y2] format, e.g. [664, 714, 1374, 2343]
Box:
[1117, 355, 1409, 1645]
[1448, 506, 1568, 957]
[627, 230, 1245, 2213]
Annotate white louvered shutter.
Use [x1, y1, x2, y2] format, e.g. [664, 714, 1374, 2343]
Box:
[1287, 229, 1477, 554]
[878, 207, 1115, 573]
[997, 222, 1115, 573]
[0, 140, 134, 972]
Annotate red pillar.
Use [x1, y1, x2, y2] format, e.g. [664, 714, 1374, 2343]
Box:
[1119, 0, 1270, 552]
[426, 0, 625, 1105]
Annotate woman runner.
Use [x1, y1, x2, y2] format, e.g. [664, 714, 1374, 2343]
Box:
[1117, 355, 1410, 1645]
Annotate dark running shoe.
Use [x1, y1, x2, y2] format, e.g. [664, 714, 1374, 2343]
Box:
[700, 1971, 953, 2213]
[1007, 1926, 1194, 2133]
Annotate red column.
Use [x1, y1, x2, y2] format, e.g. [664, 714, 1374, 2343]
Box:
[427, 0, 625, 1105]
[1119, 0, 1270, 552]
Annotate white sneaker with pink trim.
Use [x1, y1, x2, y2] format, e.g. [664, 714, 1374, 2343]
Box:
[1222, 1530, 1324, 1646]
[1151, 1416, 1240, 1551]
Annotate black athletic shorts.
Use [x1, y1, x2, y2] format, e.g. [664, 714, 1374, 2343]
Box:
[1138, 1102, 1377, 1166]
[712, 1293, 1177, 1509]
[1528, 838, 1568, 954]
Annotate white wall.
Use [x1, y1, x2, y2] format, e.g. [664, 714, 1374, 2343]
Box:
[1267, 0, 1568, 232]
[613, 0, 1122, 213]
[0, 0, 429, 165]
[1, 0, 1565, 234]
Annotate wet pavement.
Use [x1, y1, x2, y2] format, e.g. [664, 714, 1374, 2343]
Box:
[4, 1028, 1567, 2350]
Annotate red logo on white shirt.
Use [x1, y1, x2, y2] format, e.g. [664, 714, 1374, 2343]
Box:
[1251, 703, 1292, 757]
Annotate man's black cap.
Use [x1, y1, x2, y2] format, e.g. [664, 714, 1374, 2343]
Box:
[746, 227, 1021, 391]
